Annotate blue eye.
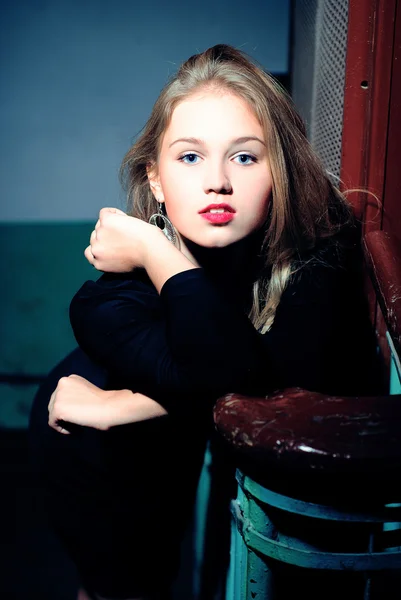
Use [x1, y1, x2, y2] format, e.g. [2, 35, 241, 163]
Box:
[233, 154, 256, 165]
[179, 153, 200, 164]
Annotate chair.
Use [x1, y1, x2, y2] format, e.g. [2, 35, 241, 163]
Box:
[213, 229, 401, 599]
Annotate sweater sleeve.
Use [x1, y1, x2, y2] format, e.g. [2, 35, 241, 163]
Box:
[69, 269, 266, 413]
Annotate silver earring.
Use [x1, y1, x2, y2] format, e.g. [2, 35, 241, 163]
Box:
[149, 202, 177, 245]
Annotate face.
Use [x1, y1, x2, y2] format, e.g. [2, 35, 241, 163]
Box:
[148, 90, 272, 256]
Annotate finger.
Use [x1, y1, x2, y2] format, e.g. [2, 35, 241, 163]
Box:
[48, 394, 58, 426]
[48, 409, 57, 430]
[49, 420, 71, 435]
[90, 230, 96, 245]
[95, 219, 101, 231]
[84, 245, 95, 263]
[48, 401, 70, 434]
[68, 374, 86, 382]
[55, 423, 71, 435]
[100, 207, 126, 216]
[99, 207, 111, 218]
[48, 390, 56, 414]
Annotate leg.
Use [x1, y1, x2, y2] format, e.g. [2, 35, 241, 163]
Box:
[30, 349, 207, 600]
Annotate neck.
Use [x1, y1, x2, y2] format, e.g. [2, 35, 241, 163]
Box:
[181, 229, 265, 293]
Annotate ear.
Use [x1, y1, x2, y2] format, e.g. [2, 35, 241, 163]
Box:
[146, 163, 165, 203]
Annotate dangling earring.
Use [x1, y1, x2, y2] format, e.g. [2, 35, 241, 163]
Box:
[149, 202, 177, 245]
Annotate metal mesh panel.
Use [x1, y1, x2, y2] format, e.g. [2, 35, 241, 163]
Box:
[291, 0, 319, 139]
[291, 0, 349, 181]
[311, 0, 349, 181]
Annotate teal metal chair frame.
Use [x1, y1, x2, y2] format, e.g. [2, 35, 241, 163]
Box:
[227, 471, 401, 599]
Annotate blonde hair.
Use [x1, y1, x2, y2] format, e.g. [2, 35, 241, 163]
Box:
[120, 44, 351, 333]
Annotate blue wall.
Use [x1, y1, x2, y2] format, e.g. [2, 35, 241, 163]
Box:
[0, 0, 290, 222]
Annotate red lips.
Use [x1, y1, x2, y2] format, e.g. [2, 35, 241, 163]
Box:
[198, 203, 236, 224]
[198, 203, 236, 214]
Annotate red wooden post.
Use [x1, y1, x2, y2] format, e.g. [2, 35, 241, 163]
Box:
[340, 0, 397, 228]
[340, 0, 399, 368]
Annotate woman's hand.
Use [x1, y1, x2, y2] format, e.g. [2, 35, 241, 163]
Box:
[48, 374, 168, 434]
[86, 206, 199, 292]
[85, 207, 164, 273]
[48, 374, 114, 433]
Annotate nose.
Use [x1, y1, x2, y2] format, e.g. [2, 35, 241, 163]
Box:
[203, 161, 232, 195]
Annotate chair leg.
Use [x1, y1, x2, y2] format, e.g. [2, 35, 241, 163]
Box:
[226, 484, 277, 599]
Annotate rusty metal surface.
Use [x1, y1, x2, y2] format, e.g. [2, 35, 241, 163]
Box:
[381, 0, 401, 243]
[340, 0, 376, 219]
[213, 387, 401, 472]
[340, 0, 397, 227]
[363, 0, 398, 235]
[364, 229, 401, 358]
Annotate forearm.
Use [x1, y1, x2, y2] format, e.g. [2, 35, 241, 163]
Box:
[48, 374, 169, 434]
[143, 231, 199, 293]
[104, 389, 168, 428]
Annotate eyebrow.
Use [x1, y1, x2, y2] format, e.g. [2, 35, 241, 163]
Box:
[168, 136, 266, 148]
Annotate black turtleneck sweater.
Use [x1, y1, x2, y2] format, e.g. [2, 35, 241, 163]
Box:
[67, 233, 381, 421]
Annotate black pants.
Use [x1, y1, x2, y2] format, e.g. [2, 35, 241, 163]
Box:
[28, 348, 209, 599]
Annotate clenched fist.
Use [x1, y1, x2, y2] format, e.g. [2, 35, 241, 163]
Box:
[85, 207, 164, 273]
[48, 374, 114, 433]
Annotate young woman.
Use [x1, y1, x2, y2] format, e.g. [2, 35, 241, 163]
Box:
[29, 44, 380, 600]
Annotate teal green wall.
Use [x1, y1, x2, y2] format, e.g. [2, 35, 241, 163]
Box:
[0, 221, 215, 599]
[0, 223, 94, 428]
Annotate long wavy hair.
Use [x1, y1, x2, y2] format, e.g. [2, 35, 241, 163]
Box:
[120, 44, 351, 333]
